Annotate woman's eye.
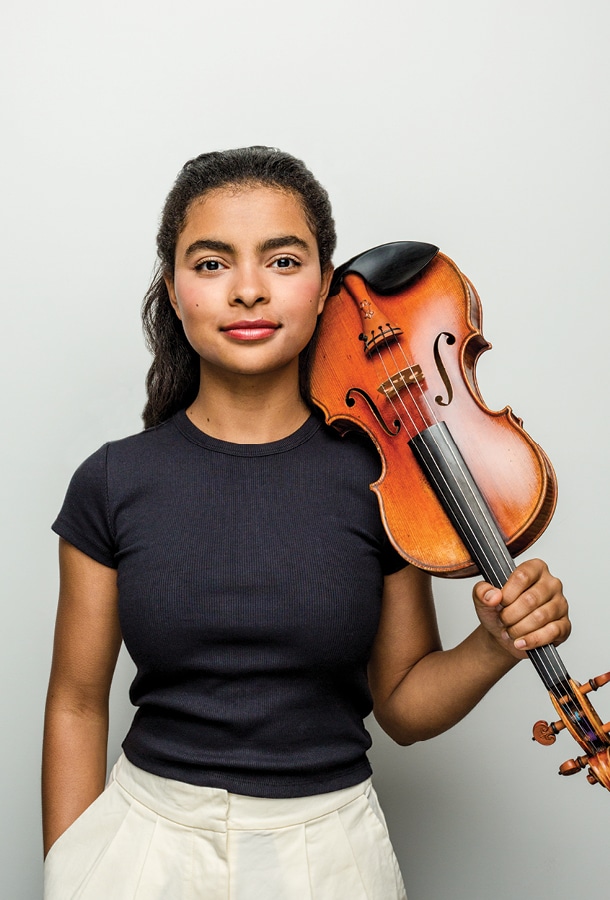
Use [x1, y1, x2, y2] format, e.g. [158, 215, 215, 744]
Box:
[195, 259, 224, 272]
[272, 256, 300, 269]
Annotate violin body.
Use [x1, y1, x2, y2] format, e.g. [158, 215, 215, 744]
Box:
[311, 247, 557, 576]
[310, 241, 610, 790]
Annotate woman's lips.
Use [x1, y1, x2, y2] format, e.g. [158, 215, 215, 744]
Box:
[221, 320, 280, 341]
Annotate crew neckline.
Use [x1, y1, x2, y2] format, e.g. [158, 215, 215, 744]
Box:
[172, 408, 322, 457]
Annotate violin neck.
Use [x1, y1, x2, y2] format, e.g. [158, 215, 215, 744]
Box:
[409, 423, 570, 692]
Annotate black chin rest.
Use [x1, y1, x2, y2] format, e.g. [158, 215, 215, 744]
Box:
[329, 241, 439, 297]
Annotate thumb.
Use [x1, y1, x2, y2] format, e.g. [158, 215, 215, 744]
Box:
[473, 581, 503, 610]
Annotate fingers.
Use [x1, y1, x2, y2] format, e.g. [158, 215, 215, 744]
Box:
[497, 558, 552, 606]
[503, 597, 571, 651]
[474, 558, 571, 653]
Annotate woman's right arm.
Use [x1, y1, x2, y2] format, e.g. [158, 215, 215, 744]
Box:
[42, 538, 122, 858]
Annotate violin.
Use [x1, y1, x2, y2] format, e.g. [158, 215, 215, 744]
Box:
[310, 242, 610, 791]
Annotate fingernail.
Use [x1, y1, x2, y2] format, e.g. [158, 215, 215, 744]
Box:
[514, 639, 526, 649]
[501, 630, 510, 641]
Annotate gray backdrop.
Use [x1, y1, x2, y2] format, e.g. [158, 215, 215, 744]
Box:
[2, 2, 609, 897]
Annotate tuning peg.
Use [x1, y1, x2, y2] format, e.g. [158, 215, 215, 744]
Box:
[532, 719, 565, 746]
[559, 756, 589, 777]
[559, 756, 610, 787]
[580, 672, 610, 695]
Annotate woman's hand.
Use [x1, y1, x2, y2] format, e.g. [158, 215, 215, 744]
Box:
[473, 558, 571, 661]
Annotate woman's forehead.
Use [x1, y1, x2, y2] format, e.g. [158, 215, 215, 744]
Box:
[179, 185, 316, 245]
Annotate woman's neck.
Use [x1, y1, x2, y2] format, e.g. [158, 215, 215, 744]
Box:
[186, 369, 311, 444]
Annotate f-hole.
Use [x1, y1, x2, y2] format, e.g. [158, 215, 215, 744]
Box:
[345, 388, 401, 436]
[433, 332, 456, 407]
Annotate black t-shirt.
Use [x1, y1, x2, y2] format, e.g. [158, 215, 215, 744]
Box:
[53, 411, 406, 797]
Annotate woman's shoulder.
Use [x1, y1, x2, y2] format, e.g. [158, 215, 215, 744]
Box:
[65, 415, 181, 489]
[101, 413, 183, 458]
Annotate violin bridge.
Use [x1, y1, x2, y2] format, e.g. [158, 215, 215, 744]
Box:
[378, 365, 424, 399]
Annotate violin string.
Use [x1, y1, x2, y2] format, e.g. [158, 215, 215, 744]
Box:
[365, 326, 594, 745]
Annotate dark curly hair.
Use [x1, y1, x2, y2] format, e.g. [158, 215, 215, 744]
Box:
[141, 147, 336, 428]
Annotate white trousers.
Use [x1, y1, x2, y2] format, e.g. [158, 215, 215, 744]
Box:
[44, 754, 407, 899]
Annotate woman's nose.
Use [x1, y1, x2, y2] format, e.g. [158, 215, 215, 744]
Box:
[229, 266, 269, 307]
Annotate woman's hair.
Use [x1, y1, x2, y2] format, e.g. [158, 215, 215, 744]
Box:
[141, 146, 336, 428]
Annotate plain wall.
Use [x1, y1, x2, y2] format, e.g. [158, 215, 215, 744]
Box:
[2, 2, 609, 897]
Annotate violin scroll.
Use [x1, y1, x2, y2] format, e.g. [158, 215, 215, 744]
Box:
[532, 672, 610, 789]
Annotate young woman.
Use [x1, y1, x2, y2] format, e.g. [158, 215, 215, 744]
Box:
[42, 147, 570, 899]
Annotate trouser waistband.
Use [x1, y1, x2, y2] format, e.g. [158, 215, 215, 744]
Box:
[112, 754, 371, 832]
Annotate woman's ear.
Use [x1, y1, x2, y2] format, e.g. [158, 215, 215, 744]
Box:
[164, 273, 181, 320]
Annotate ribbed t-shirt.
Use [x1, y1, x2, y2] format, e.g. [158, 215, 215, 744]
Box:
[52, 411, 406, 798]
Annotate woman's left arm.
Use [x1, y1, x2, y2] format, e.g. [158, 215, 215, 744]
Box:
[368, 559, 570, 746]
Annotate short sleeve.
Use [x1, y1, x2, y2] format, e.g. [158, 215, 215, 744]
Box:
[52, 444, 117, 568]
[380, 534, 409, 576]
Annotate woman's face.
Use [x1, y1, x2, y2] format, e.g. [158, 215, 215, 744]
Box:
[166, 185, 332, 384]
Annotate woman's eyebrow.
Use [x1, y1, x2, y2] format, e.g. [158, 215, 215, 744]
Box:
[258, 235, 311, 254]
[184, 238, 234, 258]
